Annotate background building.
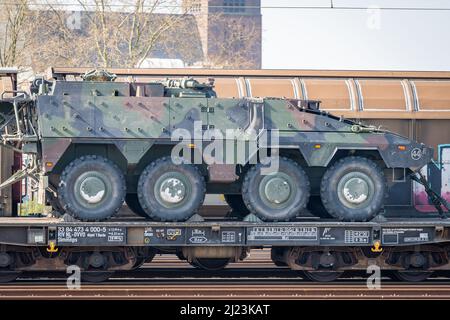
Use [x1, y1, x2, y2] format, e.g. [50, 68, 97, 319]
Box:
[0, 1, 263, 71]
[184, 0, 262, 68]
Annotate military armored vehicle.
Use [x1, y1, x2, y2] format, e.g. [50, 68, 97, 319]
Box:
[0, 70, 433, 222]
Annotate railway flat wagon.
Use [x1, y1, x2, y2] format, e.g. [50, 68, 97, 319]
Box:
[0, 68, 447, 283]
[1, 216, 450, 282]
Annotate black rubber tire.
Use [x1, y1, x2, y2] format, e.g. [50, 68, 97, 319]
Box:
[58, 155, 126, 221]
[242, 157, 310, 221]
[137, 157, 206, 221]
[320, 156, 386, 222]
[190, 258, 230, 271]
[125, 193, 147, 218]
[224, 194, 250, 218]
[306, 196, 333, 219]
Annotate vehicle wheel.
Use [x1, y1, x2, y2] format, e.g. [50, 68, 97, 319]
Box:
[137, 157, 206, 221]
[58, 155, 126, 221]
[224, 194, 250, 218]
[307, 196, 333, 219]
[301, 270, 343, 282]
[392, 271, 433, 282]
[190, 258, 230, 271]
[242, 157, 310, 221]
[271, 247, 288, 267]
[81, 271, 114, 283]
[320, 156, 386, 222]
[125, 193, 147, 218]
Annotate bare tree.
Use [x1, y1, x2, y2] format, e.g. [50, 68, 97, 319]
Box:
[205, 13, 261, 69]
[1, 0, 261, 71]
[25, 0, 195, 70]
[0, 0, 29, 67]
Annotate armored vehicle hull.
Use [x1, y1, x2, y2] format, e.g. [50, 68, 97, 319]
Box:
[0, 71, 434, 222]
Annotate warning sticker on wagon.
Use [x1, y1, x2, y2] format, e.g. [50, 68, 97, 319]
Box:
[381, 227, 433, 245]
[247, 226, 318, 244]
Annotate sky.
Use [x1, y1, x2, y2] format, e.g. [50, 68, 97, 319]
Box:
[261, 0, 450, 70]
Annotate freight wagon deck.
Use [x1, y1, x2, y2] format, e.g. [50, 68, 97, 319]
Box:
[0, 215, 448, 248]
[1, 214, 450, 282]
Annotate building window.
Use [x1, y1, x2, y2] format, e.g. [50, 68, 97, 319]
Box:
[186, 0, 201, 13]
[223, 0, 245, 13]
[192, 0, 201, 12]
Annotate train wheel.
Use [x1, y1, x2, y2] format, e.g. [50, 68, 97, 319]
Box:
[301, 271, 343, 282]
[132, 257, 146, 269]
[224, 194, 250, 218]
[271, 247, 288, 267]
[59, 155, 126, 221]
[81, 271, 114, 283]
[137, 157, 205, 221]
[132, 249, 157, 269]
[392, 271, 433, 282]
[125, 193, 147, 218]
[0, 271, 21, 283]
[320, 156, 386, 222]
[242, 157, 310, 221]
[190, 258, 230, 271]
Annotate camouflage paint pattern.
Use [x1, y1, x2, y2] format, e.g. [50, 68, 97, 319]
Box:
[0, 74, 436, 216]
[34, 79, 432, 175]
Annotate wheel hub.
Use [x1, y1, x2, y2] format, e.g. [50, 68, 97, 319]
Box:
[264, 177, 291, 204]
[337, 172, 373, 206]
[319, 252, 336, 268]
[0, 253, 11, 268]
[410, 253, 427, 268]
[79, 175, 106, 204]
[159, 177, 186, 204]
[88, 252, 106, 268]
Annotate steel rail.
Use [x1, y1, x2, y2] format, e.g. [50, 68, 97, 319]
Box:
[1, 284, 450, 299]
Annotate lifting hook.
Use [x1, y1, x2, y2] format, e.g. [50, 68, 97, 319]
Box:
[371, 240, 383, 253]
[46, 241, 59, 253]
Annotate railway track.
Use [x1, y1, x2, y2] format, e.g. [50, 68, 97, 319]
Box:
[1, 283, 450, 299]
[2, 249, 450, 299]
